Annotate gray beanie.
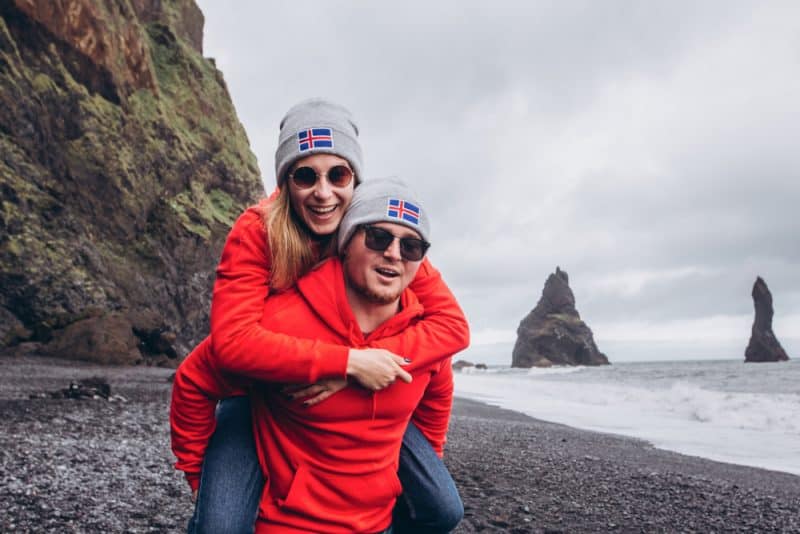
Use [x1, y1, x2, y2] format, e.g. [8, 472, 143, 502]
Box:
[337, 178, 431, 255]
[274, 98, 364, 186]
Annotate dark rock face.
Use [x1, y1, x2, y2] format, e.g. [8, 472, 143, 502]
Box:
[0, 1, 262, 363]
[512, 267, 609, 367]
[32, 376, 114, 400]
[745, 277, 790, 363]
[452, 360, 475, 371]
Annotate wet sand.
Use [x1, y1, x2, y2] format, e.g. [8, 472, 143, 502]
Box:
[1, 356, 798, 533]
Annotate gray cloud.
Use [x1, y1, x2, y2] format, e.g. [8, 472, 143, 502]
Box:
[196, 1, 800, 353]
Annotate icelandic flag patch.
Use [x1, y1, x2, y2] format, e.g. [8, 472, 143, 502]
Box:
[387, 199, 420, 225]
[297, 128, 333, 152]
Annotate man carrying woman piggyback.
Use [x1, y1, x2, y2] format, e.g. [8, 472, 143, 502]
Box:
[171, 98, 469, 533]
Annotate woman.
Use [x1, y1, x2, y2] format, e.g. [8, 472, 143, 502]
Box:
[173, 99, 469, 533]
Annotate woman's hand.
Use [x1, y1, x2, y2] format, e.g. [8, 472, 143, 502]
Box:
[282, 378, 348, 406]
[346, 348, 412, 391]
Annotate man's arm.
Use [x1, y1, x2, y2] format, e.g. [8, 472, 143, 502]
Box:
[170, 338, 248, 490]
[409, 358, 455, 457]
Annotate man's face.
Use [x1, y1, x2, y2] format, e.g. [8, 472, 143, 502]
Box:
[343, 222, 424, 305]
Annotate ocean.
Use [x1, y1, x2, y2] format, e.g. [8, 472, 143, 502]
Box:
[453, 358, 800, 476]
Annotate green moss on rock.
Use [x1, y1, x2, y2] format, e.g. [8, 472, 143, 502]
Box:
[0, 1, 264, 359]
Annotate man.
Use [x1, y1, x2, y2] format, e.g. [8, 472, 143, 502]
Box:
[171, 179, 456, 533]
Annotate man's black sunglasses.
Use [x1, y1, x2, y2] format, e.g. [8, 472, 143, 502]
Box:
[361, 225, 430, 261]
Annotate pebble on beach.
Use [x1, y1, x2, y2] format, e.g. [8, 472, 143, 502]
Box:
[1, 357, 798, 533]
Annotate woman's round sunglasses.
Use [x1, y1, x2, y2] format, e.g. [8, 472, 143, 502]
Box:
[361, 224, 430, 262]
[289, 165, 354, 189]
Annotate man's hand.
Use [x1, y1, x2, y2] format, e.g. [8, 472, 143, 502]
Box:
[282, 378, 348, 406]
[192, 489, 198, 503]
[346, 348, 413, 391]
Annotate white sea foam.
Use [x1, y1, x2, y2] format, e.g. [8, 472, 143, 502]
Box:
[454, 360, 800, 476]
[460, 364, 584, 376]
[525, 365, 586, 376]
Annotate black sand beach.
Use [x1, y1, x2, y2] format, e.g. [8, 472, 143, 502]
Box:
[1, 356, 798, 533]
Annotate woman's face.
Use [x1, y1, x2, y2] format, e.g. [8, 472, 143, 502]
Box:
[287, 153, 355, 236]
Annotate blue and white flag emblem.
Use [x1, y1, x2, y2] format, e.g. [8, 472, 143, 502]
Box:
[387, 199, 420, 225]
[297, 128, 333, 152]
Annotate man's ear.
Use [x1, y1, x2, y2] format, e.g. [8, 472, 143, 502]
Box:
[340, 233, 356, 260]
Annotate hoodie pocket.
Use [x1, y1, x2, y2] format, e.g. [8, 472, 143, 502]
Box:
[279, 463, 402, 521]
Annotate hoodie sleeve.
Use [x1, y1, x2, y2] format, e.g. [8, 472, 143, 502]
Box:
[209, 202, 349, 383]
[410, 358, 455, 457]
[170, 337, 248, 490]
[368, 259, 470, 372]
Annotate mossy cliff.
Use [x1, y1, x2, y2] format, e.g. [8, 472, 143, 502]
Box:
[0, 0, 263, 364]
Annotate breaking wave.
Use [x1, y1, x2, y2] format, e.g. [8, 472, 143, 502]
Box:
[454, 360, 800, 475]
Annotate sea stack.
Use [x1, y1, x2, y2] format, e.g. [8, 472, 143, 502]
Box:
[745, 277, 790, 362]
[512, 267, 609, 368]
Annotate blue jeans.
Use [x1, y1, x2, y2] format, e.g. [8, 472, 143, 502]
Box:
[187, 397, 263, 534]
[188, 396, 462, 534]
[394, 422, 464, 533]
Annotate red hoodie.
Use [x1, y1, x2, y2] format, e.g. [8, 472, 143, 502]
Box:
[172, 258, 453, 533]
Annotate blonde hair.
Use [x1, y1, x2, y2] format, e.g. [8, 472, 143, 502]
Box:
[264, 187, 336, 291]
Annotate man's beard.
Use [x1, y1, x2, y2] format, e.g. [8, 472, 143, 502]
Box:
[343, 266, 401, 305]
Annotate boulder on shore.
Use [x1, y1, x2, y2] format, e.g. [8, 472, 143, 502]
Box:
[512, 267, 609, 368]
[745, 277, 790, 363]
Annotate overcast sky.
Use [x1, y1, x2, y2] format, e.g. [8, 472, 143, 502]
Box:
[195, 1, 799, 362]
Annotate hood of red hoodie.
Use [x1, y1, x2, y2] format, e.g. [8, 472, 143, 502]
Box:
[296, 258, 424, 345]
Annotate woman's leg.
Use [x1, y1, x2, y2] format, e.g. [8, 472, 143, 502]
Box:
[187, 396, 264, 534]
[394, 422, 463, 533]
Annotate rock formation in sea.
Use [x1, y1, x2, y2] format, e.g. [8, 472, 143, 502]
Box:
[452, 360, 475, 371]
[0, 1, 262, 364]
[512, 267, 609, 367]
[744, 277, 790, 363]
[451, 360, 488, 372]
